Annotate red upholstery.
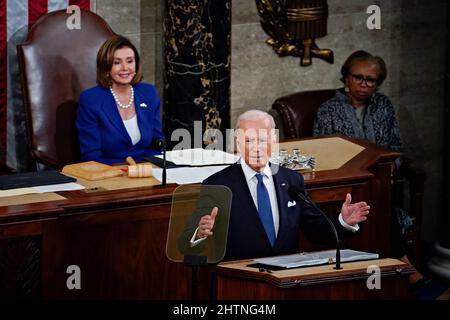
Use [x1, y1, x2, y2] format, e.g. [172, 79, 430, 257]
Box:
[272, 89, 335, 138]
[17, 10, 115, 170]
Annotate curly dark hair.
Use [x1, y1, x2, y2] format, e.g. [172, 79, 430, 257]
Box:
[340, 50, 387, 86]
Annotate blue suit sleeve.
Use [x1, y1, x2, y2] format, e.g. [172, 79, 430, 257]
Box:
[150, 86, 164, 142]
[76, 91, 108, 163]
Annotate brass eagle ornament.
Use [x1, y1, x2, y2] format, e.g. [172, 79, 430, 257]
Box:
[255, 0, 334, 66]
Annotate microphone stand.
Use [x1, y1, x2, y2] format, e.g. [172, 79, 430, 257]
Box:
[153, 139, 167, 187]
[290, 188, 342, 270]
[183, 255, 207, 300]
[162, 141, 166, 187]
[308, 197, 342, 270]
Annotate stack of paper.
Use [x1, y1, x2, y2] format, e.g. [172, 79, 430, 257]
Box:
[254, 249, 379, 269]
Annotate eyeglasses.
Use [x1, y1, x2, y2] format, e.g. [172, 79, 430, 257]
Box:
[349, 73, 378, 88]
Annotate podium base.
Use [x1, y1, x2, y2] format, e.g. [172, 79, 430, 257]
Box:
[427, 241, 450, 281]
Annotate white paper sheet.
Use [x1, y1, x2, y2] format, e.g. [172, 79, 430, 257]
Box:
[0, 187, 38, 198]
[156, 148, 239, 166]
[31, 182, 85, 193]
[152, 166, 229, 185]
[0, 182, 85, 198]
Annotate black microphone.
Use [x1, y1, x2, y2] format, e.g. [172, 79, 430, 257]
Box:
[151, 138, 165, 152]
[288, 185, 343, 270]
[152, 139, 166, 187]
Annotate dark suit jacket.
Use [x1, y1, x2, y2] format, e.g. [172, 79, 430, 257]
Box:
[76, 83, 164, 164]
[179, 163, 355, 262]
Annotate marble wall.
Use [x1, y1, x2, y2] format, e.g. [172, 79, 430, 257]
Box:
[231, 0, 447, 241]
[96, 0, 164, 95]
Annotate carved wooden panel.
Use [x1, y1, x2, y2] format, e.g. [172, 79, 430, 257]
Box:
[0, 236, 41, 298]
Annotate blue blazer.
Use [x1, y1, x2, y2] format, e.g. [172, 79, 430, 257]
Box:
[180, 163, 354, 262]
[76, 83, 164, 164]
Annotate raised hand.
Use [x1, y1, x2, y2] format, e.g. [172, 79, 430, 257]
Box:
[196, 207, 218, 239]
[341, 193, 370, 226]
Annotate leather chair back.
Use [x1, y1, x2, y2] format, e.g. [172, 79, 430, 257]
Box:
[17, 9, 115, 170]
[272, 89, 336, 139]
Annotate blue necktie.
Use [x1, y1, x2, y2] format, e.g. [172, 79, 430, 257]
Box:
[256, 173, 276, 247]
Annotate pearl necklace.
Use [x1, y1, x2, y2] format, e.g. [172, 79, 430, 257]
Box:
[110, 86, 134, 109]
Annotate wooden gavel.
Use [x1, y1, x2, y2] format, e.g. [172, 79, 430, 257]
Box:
[126, 156, 152, 178]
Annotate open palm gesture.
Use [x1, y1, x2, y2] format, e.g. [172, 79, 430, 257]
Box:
[341, 193, 370, 226]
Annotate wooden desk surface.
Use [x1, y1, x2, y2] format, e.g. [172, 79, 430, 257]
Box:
[0, 135, 399, 216]
[280, 136, 365, 171]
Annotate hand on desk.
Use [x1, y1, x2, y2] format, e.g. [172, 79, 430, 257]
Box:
[196, 207, 218, 240]
[341, 193, 370, 226]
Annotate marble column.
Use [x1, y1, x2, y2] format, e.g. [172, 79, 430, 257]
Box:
[427, 10, 450, 282]
[442, 3, 450, 258]
[164, 0, 231, 149]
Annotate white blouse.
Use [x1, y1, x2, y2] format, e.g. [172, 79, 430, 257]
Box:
[123, 115, 141, 146]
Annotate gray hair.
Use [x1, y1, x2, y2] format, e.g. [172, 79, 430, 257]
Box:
[235, 109, 276, 130]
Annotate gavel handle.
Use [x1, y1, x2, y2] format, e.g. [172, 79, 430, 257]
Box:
[126, 156, 137, 166]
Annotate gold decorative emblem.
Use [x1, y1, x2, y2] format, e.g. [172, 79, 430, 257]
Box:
[256, 0, 334, 66]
